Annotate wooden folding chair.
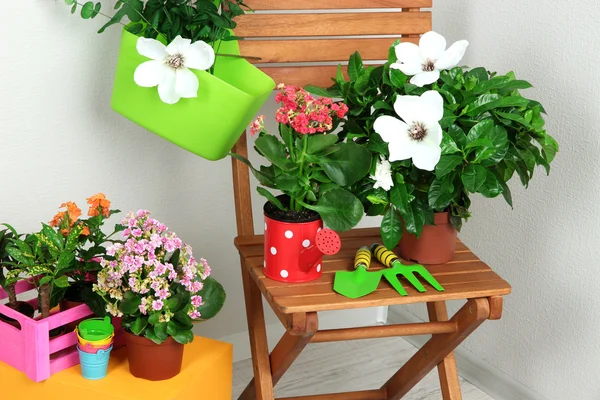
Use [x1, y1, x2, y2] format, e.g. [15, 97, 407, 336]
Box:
[231, 2, 512, 399]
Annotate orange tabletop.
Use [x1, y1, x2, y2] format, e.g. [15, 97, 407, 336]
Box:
[0, 336, 232, 400]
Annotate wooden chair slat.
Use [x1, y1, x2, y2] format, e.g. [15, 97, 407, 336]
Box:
[272, 280, 511, 313]
[253, 65, 343, 88]
[235, 12, 432, 37]
[244, 0, 432, 10]
[240, 37, 417, 64]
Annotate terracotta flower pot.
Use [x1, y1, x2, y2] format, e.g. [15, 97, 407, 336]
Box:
[0, 301, 35, 330]
[263, 198, 333, 283]
[124, 331, 184, 381]
[398, 212, 457, 264]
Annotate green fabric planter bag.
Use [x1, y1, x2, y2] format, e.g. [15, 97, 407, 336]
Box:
[111, 29, 275, 160]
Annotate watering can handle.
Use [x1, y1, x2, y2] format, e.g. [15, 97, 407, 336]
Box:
[371, 244, 399, 268]
[354, 246, 371, 270]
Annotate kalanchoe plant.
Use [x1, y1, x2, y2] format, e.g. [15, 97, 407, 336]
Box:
[0, 228, 23, 309]
[307, 31, 558, 249]
[231, 85, 372, 231]
[93, 210, 225, 345]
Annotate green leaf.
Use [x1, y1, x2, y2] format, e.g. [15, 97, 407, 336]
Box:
[304, 86, 338, 98]
[321, 143, 371, 187]
[461, 164, 487, 193]
[130, 316, 148, 335]
[480, 125, 509, 165]
[306, 134, 338, 155]
[148, 312, 161, 325]
[42, 224, 64, 251]
[348, 51, 363, 82]
[336, 64, 346, 85]
[171, 329, 194, 344]
[479, 170, 503, 198]
[302, 188, 363, 232]
[64, 0, 75, 4]
[154, 322, 168, 341]
[194, 277, 226, 321]
[119, 291, 142, 315]
[440, 134, 460, 155]
[98, 0, 143, 33]
[6, 247, 31, 265]
[256, 188, 286, 211]
[144, 326, 163, 344]
[381, 206, 402, 249]
[390, 182, 417, 235]
[229, 153, 276, 188]
[466, 119, 494, 143]
[410, 199, 430, 237]
[255, 135, 296, 171]
[165, 295, 180, 311]
[466, 95, 530, 117]
[535, 133, 559, 164]
[389, 68, 407, 88]
[53, 275, 70, 288]
[435, 155, 463, 178]
[366, 188, 389, 205]
[81, 1, 95, 18]
[447, 125, 467, 149]
[373, 101, 393, 111]
[428, 176, 455, 210]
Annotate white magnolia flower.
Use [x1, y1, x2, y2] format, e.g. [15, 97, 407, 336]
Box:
[134, 36, 216, 104]
[391, 31, 469, 87]
[371, 156, 394, 191]
[373, 90, 444, 171]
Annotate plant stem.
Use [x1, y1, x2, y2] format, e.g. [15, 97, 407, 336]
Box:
[6, 282, 17, 308]
[291, 135, 309, 212]
[39, 283, 51, 320]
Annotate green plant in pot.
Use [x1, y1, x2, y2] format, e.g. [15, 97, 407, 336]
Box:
[0, 228, 36, 329]
[231, 85, 372, 283]
[93, 210, 225, 381]
[307, 31, 558, 264]
[63, 0, 275, 160]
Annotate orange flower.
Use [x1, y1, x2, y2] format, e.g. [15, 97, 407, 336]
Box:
[60, 228, 71, 237]
[86, 193, 111, 218]
[81, 226, 90, 236]
[49, 211, 66, 228]
[60, 201, 82, 222]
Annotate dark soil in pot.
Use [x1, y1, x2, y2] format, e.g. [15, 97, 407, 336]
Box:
[0, 301, 35, 330]
[263, 195, 320, 223]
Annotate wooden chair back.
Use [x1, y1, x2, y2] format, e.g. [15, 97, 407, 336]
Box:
[231, 1, 432, 236]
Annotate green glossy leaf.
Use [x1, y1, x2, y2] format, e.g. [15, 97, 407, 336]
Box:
[53, 275, 70, 288]
[389, 68, 407, 88]
[81, 1, 95, 18]
[428, 176, 455, 210]
[42, 224, 64, 251]
[440, 134, 460, 155]
[229, 153, 276, 188]
[366, 188, 389, 205]
[480, 125, 509, 165]
[435, 155, 463, 178]
[373, 101, 393, 111]
[304, 86, 338, 98]
[148, 312, 161, 325]
[119, 291, 142, 315]
[302, 188, 363, 232]
[390, 182, 416, 235]
[99, 0, 143, 33]
[130, 316, 148, 335]
[255, 135, 296, 171]
[256, 188, 286, 211]
[461, 164, 487, 193]
[381, 206, 402, 250]
[64, 0, 75, 4]
[154, 322, 168, 341]
[535, 133, 559, 164]
[194, 277, 226, 321]
[479, 170, 503, 198]
[348, 51, 363, 82]
[466, 119, 494, 143]
[171, 328, 194, 344]
[447, 125, 467, 149]
[144, 326, 163, 344]
[466, 95, 530, 117]
[306, 134, 338, 155]
[321, 143, 371, 187]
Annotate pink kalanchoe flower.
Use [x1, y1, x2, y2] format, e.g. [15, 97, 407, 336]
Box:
[152, 299, 164, 311]
[191, 295, 203, 307]
[131, 228, 143, 238]
[189, 310, 201, 319]
[156, 288, 169, 300]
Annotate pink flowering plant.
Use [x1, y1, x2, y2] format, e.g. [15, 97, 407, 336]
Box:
[231, 84, 372, 231]
[93, 210, 225, 344]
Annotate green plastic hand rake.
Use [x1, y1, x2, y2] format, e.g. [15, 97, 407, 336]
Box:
[372, 244, 444, 296]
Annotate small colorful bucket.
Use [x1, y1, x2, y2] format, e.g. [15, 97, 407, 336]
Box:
[77, 317, 114, 341]
[78, 345, 113, 380]
[77, 330, 115, 347]
[78, 341, 113, 354]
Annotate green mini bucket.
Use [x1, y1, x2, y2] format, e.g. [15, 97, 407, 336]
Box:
[77, 317, 114, 341]
[111, 29, 275, 161]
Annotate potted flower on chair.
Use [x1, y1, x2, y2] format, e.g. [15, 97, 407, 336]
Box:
[231, 85, 372, 282]
[93, 210, 225, 381]
[308, 32, 558, 263]
[63, 0, 275, 160]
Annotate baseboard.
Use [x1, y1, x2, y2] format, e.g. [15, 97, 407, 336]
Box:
[388, 307, 547, 400]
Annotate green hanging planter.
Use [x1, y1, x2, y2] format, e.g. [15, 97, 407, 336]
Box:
[111, 29, 275, 160]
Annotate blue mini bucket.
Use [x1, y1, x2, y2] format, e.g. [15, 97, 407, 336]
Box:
[77, 345, 113, 380]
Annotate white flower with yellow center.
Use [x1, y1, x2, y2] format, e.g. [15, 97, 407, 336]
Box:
[134, 36, 215, 104]
[391, 31, 469, 87]
[373, 90, 444, 171]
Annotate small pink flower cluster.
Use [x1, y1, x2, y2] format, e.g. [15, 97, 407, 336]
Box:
[272, 84, 349, 135]
[250, 115, 265, 137]
[94, 210, 211, 321]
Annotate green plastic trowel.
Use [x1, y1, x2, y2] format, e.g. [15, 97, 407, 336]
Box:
[372, 244, 444, 296]
[333, 246, 383, 298]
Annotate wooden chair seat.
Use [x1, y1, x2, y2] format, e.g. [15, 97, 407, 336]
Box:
[235, 228, 511, 315]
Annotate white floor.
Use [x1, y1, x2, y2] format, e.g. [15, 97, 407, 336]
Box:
[232, 337, 494, 399]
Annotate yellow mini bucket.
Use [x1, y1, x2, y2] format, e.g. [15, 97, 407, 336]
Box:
[76, 329, 114, 347]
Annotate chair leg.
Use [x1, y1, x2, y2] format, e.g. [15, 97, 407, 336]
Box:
[382, 298, 490, 400]
[238, 257, 275, 400]
[427, 301, 462, 400]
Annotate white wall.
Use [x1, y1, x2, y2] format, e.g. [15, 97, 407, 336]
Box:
[395, 1, 599, 399]
[0, 2, 382, 341]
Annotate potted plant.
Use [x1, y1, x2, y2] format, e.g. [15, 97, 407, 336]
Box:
[93, 210, 225, 381]
[307, 31, 558, 263]
[63, 0, 275, 160]
[231, 85, 372, 282]
[0, 228, 36, 329]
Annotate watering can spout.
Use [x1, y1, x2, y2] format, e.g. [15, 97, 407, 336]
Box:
[300, 228, 341, 272]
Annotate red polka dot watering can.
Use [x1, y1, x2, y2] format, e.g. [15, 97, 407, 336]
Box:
[263, 211, 341, 283]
